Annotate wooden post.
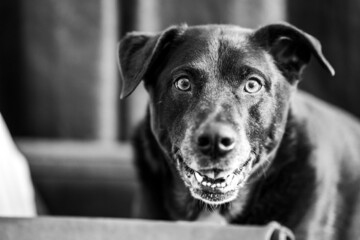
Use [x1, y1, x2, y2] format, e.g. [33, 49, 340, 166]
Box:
[21, 0, 119, 139]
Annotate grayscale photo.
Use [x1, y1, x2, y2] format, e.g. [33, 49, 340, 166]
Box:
[1, 1, 360, 240]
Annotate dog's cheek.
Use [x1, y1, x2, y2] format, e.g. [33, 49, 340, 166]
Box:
[247, 97, 273, 138]
[272, 80, 294, 127]
[149, 103, 170, 151]
[245, 92, 282, 154]
[262, 82, 293, 151]
[148, 89, 176, 155]
[149, 92, 190, 155]
[169, 111, 195, 158]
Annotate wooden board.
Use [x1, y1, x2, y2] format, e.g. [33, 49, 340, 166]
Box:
[0, 217, 294, 240]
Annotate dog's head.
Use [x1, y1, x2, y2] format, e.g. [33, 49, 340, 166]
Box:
[118, 23, 334, 205]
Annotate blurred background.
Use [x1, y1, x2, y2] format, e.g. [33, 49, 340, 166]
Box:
[0, 0, 359, 218]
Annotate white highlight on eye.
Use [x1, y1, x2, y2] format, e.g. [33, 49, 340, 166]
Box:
[244, 77, 263, 93]
[174, 78, 191, 91]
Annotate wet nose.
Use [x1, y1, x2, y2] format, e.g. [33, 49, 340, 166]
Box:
[196, 123, 236, 157]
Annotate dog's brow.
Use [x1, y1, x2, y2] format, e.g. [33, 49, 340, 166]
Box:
[218, 63, 270, 88]
[240, 65, 268, 79]
[171, 64, 209, 79]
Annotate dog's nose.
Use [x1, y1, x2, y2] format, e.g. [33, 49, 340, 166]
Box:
[196, 123, 236, 157]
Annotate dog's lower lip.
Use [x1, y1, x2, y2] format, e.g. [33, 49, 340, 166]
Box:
[176, 153, 257, 204]
[192, 188, 237, 205]
[179, 154, 256, 191]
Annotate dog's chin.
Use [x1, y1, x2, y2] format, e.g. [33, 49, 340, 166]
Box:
[176, 155, 257, 205]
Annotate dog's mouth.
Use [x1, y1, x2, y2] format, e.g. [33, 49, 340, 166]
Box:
[176, 154, 257, 205]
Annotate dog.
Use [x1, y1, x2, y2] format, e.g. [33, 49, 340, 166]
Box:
[117, 23, 360, 240]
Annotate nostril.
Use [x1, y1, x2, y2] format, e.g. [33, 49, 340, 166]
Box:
[220, 137, 233, 147]
[219, 137, 235, 151]
[197, 135, 211, 149]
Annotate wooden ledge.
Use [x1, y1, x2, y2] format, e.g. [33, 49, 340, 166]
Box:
[0, 217, 294, 240]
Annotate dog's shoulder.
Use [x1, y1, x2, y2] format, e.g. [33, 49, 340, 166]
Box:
[131, 114, 173, 219]
[292, 90, 360, 147]
[132, 114, 163, 179]
[287, 91, 360, 238]
[291, 90, 360, 186]
[293, 91, 359, 125]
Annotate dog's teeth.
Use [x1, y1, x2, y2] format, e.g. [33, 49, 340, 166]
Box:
[206, 182, 211, 186]
[194, 171, 203, 182]
[201, 181, 206, 186]
[221, 182, 226, 188]
[216, 183, 221, 188]
[211, 184, 216, 188]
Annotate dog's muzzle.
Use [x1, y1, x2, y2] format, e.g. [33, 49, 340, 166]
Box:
[174, 121, 257, 205]
[176, 152, 257, 205]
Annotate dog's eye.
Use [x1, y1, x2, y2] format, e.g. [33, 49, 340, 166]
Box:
[244, 78, 262, 93]
[174, 78, 191, 92]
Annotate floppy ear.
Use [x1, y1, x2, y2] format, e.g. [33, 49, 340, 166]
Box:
[118, 25, 187, 99]
[252, 23, 335, 81]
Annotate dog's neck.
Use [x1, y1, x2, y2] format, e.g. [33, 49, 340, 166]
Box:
[134, 110, 315, 227]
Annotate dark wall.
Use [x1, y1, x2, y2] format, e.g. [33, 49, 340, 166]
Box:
[0, 0, 25, 136]
[1, 0, 119, 140]
[288, 0, 360, 117]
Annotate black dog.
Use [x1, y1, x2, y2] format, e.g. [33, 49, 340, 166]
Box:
[118, 23, 360, 240]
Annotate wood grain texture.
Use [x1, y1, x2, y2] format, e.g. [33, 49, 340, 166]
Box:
[0, 217, 292, 240]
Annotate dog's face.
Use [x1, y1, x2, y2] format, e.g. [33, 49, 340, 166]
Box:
[147, 27, 294, 205]
[119, 24, 334, 205]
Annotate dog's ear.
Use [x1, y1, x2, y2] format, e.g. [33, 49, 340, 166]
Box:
[118, 25, 187, 99]
[252, 23, 335, 81]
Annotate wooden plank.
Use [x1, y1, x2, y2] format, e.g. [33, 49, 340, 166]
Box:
[0, 217, 293, 240]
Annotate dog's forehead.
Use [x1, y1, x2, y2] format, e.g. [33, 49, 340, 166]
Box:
[184, 25, 253, 41]
[167, 25, 272, 75]
[181, 25, 253, 55]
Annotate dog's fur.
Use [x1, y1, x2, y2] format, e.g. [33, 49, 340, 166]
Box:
[118, 23, 360, 240]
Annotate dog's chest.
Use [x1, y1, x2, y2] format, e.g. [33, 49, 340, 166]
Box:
[196, 210, 228, 225]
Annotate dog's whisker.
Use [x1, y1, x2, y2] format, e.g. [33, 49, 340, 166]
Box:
[196, 199, 206, 212]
